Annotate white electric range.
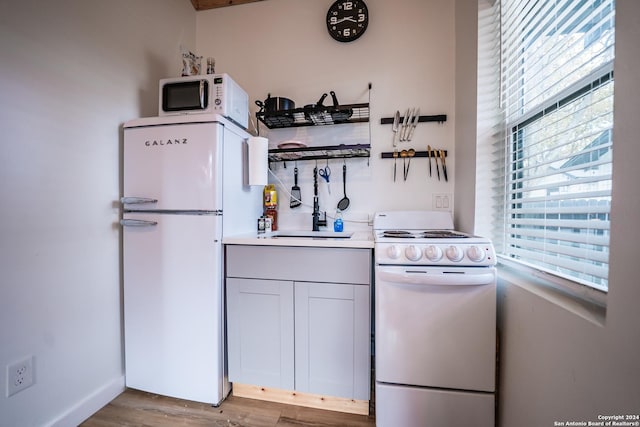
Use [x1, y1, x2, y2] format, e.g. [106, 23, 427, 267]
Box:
[373, 211, 497, 427]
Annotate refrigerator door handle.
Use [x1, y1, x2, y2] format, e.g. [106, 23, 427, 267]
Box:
[120, 219, 158, 227]
[121, 197, 158, 205]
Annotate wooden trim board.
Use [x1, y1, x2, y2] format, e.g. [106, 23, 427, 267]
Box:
[190, 0, 266, 11]
[232, 383, 370, 416]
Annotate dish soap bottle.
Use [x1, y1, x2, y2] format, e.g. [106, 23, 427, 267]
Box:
[333, 210, 344, 232]
[263, 184, 278, 231]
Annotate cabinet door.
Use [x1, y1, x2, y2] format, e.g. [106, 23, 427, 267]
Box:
[294, 282, 370, 400]
[227, 278, 294, 390]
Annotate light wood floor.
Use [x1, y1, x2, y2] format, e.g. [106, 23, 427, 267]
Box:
[81, 388, 376, 427]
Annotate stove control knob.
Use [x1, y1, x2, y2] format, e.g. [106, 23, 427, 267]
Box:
[446, 245, 464, 262]
[405, 245, 422, 261]
[466, 245, 486, 262]
[387, 245, 402, 260]
[424, 245, 443, 262]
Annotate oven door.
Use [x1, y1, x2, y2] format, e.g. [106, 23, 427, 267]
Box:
[375, 265, 497, 392]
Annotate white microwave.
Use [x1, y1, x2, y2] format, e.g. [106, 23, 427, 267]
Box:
[159, 73, 249, 129]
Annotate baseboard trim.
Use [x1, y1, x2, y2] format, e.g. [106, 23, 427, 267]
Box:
[48, 375, 125, 427]
[232, 383, 369, 415]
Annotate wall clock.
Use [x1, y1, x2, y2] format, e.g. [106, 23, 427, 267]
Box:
[326, 0, 369, 43]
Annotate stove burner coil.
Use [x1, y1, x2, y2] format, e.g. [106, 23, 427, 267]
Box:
[382, 230, 415, 238]
[421, 231, 469, 239]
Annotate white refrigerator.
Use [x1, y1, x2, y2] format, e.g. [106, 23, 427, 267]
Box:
[121, 113, 262, 405]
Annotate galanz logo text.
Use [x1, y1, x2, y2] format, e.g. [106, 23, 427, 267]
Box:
[145, 139, 188, 146]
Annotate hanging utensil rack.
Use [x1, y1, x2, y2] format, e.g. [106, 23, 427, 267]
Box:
[380, 112, 448, 174]
[380, 149, 447, 159]
[380, 114, 447, 125]
[268, 143, 371, 163]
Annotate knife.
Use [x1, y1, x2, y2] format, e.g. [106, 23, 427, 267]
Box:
[392, 110, 400, 147]
[427, 144, 433, 177]
[407, 108, 420, 141]
[400, 108, 411, 141]
[405, 108, 416, 141]
[392, 111, 400, 181]
[440, 149, 448, 182]
[435, 148, 441, 180]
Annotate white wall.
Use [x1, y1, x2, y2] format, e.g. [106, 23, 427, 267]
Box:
[453, 0, 478, 233]
[0, 1, 195, 425]
[196, 0, 456, 228]
[454, 1, 640, 426]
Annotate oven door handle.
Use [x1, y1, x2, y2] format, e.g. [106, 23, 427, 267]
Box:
[377, 267, 496, 287]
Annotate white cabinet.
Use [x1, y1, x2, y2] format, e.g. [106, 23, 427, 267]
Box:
[294, 281, 370, 400]
[225, 245, 372, 401]
[226, 278, 294, 390]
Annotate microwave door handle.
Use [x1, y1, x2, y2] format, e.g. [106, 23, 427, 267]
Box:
[200, 80, 205, 108]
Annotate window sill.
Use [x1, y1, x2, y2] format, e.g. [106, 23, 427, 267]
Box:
[497, 258, 607, 327]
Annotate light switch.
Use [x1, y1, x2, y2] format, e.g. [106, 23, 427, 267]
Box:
[432, 193, 452, 211]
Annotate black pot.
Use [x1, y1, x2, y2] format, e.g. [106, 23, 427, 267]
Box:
[255, 94, 295, 113]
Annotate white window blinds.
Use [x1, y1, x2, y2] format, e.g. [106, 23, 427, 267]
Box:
[497, 0, 615, 291]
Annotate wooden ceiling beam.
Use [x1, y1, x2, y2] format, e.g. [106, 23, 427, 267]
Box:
[190, 0, 266, 11]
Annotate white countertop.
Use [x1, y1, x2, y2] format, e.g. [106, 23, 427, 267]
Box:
[223, 230, 374, 249]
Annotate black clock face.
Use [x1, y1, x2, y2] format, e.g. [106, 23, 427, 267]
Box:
[326, 0, 369, 43]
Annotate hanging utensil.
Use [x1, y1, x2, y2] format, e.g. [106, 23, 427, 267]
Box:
[405, 108, 417, 141]
[400, 108, 411, 141]
[392, 111, 400, 181]
[392, 110, 400, 146]
[392, 150, 399, 182]
[337, 163, 350, 211]
[290, 164, 301, 208]
[400, 149, 408, 181]
[319, 160, 331, 194]
[427, 144, 433, 177]
[435, 148, 441, 181]
[313, 163, 318, 195]
[404, 148, 415, 181]
[440, 149, 448, 182]
[407, 108, 420, 141]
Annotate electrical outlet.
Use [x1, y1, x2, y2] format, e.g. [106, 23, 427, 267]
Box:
[433, 193, 452, 211]
[7, 356, 34, 397]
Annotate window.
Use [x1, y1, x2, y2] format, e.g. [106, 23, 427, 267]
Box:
[483, 0, 615, 291]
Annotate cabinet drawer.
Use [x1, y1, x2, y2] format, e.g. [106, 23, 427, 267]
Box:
[226, 245, 371, 285]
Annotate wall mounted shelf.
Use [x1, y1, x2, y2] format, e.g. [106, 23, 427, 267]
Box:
[268, 144, 370, 163]
[257, 103, 369, 129]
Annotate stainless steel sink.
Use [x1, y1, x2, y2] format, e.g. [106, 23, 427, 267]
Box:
[272, 230, 354, 239]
